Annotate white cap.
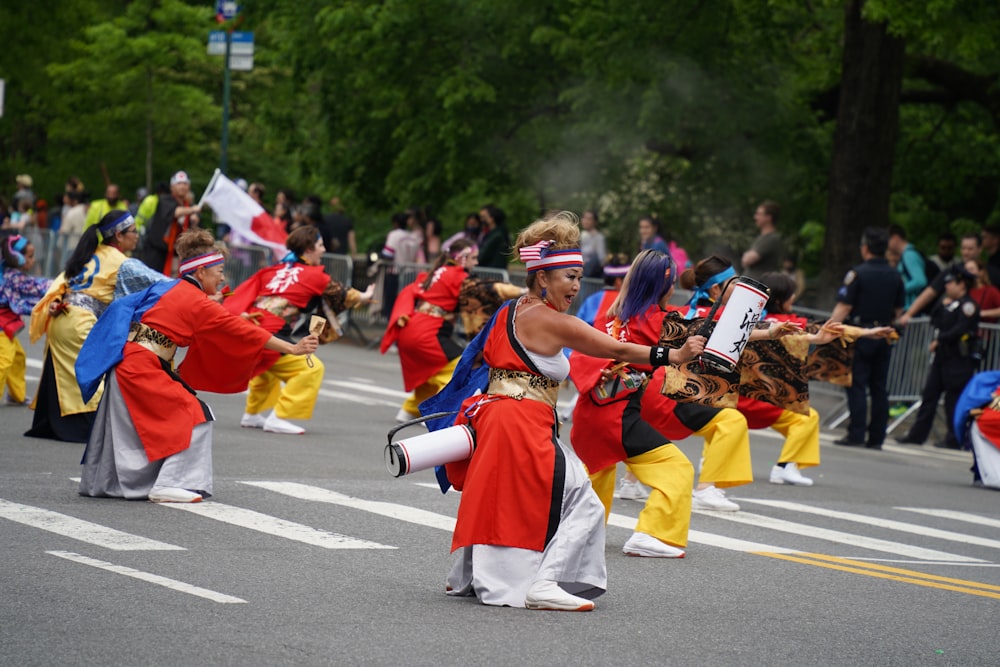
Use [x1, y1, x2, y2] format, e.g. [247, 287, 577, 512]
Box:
[170, 171, 191, 186]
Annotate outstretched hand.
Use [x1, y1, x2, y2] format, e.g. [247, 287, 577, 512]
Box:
[768, 321, 802, 339]
[291, 335, 320, 356]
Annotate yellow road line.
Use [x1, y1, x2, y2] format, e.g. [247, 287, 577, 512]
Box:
[753, 552, 1000, 600]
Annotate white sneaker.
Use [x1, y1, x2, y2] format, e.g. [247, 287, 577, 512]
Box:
[263, 411, 305, 435]
[692, 485, 740, 511]
[614, 479, 651, 501]
[395, 408, 418, 424]
[524, 580, 595, 612]
[240, 412, 266, 429]
[770, 462, 814, 486]
[148, 487, 203, 503]
[622, 531, 685, 558]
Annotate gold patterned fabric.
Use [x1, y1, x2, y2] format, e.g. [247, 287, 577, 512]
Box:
[657, 312, 863, 415]
[458, 278, 523, 338]
[487, 368, 561, 408]
[127, 322, 177, 362]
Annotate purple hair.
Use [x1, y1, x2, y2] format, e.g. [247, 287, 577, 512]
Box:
[610, 249, 675, 323]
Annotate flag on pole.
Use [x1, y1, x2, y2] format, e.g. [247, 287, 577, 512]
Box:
[201, 169, 287, 254]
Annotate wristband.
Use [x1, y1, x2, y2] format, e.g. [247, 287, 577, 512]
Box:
[649, 346, 670, 367]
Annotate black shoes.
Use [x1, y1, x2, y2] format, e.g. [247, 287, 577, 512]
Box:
[894, 434, 923, 445]
[833, 436, 882, 450]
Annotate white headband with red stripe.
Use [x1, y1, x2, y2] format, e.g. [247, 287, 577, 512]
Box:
[518, 240, 583, 273]
[179, 252, 225, 276]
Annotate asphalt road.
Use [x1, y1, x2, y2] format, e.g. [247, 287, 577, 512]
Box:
[2, 335, 998, 666]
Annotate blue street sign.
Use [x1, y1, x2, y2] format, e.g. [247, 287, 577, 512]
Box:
[215, 1, 241, 21]
[207, 31, 254, 56]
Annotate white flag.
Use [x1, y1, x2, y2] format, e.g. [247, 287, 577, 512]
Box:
[201, 169, 288, 253]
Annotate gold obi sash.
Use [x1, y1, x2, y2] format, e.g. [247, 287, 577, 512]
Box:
[416, 301, 453, 320]
[128, 322, 177, 362]
[487, 368, 560, 408]
[253, 295, 299, 322]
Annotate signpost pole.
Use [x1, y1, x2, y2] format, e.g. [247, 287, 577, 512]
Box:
[221, 28, 231, 175]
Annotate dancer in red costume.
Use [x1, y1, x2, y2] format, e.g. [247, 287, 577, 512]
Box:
[570, 249, 709, 555]
[225, 226, 373, 435]
[77, 230, 319, 503]
[443, 213, 692, 611]
[382, 239, 521, 422]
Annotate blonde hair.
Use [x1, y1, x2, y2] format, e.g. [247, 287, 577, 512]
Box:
[175, 229, 227, 261]
[513, 211, 581, 287]
[513, 211, 580, 252]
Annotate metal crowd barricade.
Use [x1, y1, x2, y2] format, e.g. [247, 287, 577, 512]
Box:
[319, 252, 371, 344]
[470, 266, 509, 284]
[223, 244, 269, 292]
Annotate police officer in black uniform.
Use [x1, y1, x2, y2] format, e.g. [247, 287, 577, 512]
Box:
[830, 227, 905, 449]
[895, 266, 980, 448]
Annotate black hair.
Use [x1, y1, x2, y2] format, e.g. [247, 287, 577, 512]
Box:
[64, 210, 131, 278]
[861, 227, 889, 256]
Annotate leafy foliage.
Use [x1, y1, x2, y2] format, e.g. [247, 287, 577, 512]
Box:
[1, 0, 998, 302]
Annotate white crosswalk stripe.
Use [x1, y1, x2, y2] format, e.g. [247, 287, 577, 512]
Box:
[240, 481, 457, 531]
[0, 498, 184, 551]
[8, 478, 993, 568]
[690, 506, 983, 562]
[895, 507, 1000, 530]
[740, 498, 1000, 550]
[48, 551, 245, 603]
[157, 501, 396, 549]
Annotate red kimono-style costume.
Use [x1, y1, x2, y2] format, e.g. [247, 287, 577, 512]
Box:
[225, 261, 339, 375]
[569, 304, 694, 546]
[79, 279, 273, 500]
[382, 263, 466, 391]
[444, 300, 606, 607]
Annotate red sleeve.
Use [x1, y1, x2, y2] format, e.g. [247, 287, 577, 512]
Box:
[177, 297, 275, 393]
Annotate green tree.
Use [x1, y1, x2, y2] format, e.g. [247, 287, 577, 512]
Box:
[46, 0, 219, 192]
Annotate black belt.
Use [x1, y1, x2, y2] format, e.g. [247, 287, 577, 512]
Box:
[850, 317, 889, 327]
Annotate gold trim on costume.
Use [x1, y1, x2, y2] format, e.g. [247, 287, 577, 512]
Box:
[416, 301, 453, 320]
[487, 368, 560, 408]
[127, 322, 178, 362]
[253, 295, 300, 322]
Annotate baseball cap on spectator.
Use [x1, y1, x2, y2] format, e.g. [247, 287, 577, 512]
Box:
[170, 171, 191, 186]
[16, 174, 33, 188]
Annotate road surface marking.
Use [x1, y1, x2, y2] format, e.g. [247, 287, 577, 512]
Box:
[159, 501, 396, 549]
[47, 551, 245, 603]
[324, 379, 409, 399]
[755, 552, 1000, 600]
[896, 507, 1000, 530]
[692, 508, 982, 562]
[0, 499, 184, 551]
[740, 498, 1000, 550]
[241, 481, 457, 531]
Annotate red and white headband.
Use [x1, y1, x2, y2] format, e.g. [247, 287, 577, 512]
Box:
[179, 252, 225, 276]
[519, 240, 583, 273]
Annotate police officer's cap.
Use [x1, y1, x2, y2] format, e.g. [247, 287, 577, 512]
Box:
[943, 266, 976, 288]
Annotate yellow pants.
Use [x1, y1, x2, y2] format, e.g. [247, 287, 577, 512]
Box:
[772, 408, 820, 468]
[697, 408, 753, 488]
[0, 335, 27, 403]
[400, 357, 460, 418]
[590, 444, 693, 548]
[245, 354, 324, 420]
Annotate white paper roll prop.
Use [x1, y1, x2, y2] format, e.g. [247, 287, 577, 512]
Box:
[701, 275, 770, 373]
[384, 425, 476, 477]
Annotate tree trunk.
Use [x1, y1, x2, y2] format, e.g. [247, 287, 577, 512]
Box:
[818, 0, 905, 309]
